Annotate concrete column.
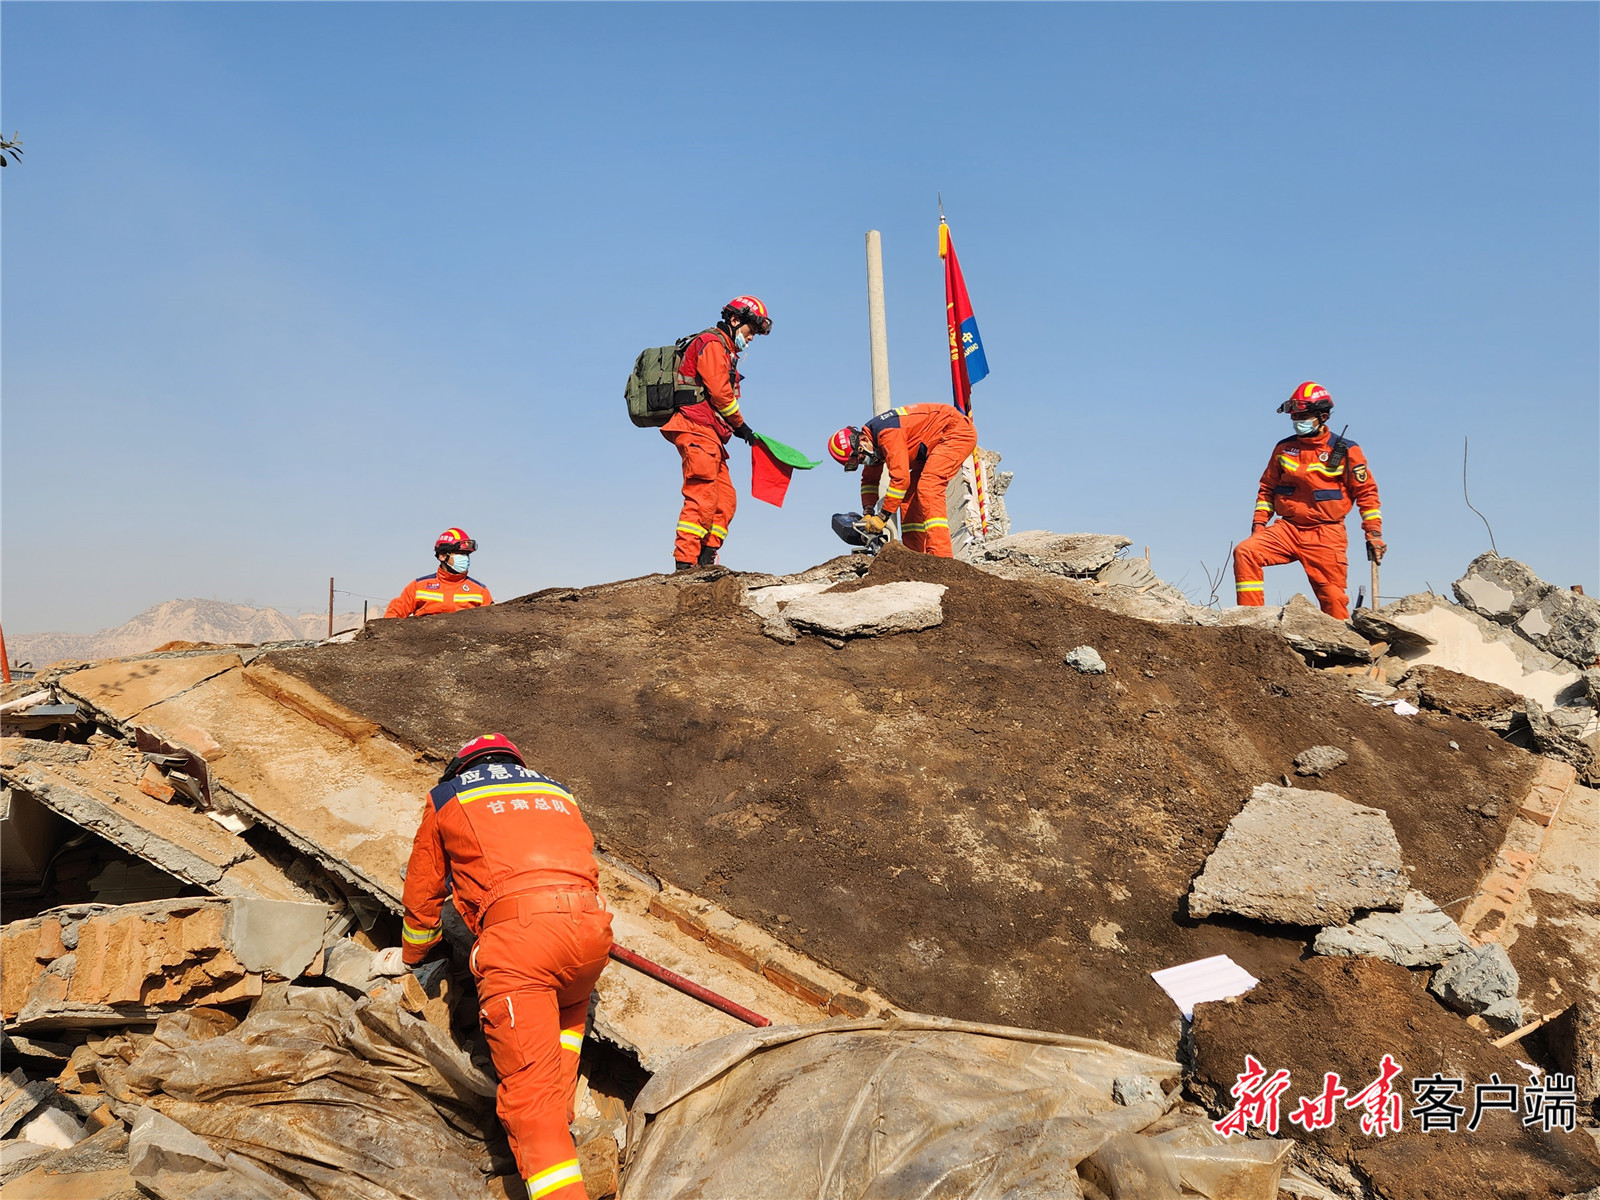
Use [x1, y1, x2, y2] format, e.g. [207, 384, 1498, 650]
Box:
[865, 231, 891, 416]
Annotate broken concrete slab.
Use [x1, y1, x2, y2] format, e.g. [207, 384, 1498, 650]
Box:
[980, 531, 1132, 577]
[223, 900, 328, 980]
[1356, 594, 1583, 709]
[1, 741, 91, 767]
[1526, 698, 1598, 781]
[2, 898, 326, 1031]
[1499, 780, 1600, 1103]
[1188, 784, 1408, 926]
[1292, 745, 1347, 777]
[781, 581, 946, 640]
[0, 1141, 55, 1184]
[15, 1107, 83, 1152]
[1063, 645, 1107, 674]
[55, 654, 244, 725]
[1430, 942, 1522, 1026]
[0, 758, 310, 904]
[1, 1071, 58, 1138]
[741, 582, 831, 646]
[1217, 594, 1373, 662]
[1455, 553, 1600, 669]
[1400, 664, 1524, 730]
[1312, 890, 1470, 966]
[1112, 1075, 1163, 1107]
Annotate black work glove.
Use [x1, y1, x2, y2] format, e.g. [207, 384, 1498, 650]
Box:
[733, 425, 759, 446]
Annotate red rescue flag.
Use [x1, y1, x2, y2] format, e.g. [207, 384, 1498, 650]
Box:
[750, 434, 820, 508]
[940, 218, 990, 416]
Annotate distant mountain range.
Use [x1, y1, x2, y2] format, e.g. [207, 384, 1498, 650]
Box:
[8, 598, 365, 668]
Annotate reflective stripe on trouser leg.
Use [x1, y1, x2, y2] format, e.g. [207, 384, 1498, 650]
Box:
[527, 1158, 584, 1199]
[472, 909, 613, 1200]
[668, 428, 721, 563]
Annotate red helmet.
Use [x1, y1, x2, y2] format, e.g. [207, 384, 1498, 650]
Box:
[435, 527, 478, 555]
[722, 295, 772, 335]
[1278, 381, 1333, 418]
[828, 425, 866, 470]
[442, 732, 524, 781]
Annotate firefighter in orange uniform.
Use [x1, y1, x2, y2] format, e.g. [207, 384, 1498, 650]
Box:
[1233, 382, 1385, 620]
[662, 296, 771, 571]
[828, 403, 978, 558]
[398, 734, 612, 1200]
[384, 528, 493, 618]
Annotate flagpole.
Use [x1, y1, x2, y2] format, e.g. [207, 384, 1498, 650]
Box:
[865, 231, 891, 417]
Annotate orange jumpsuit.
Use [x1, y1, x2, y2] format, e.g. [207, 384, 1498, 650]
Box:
[859, 404, 978, 557]
[1233, 428, 1382, 620]
[662, 329, 746, 565]
[384, 568, 493, 618]
[401, 763, 612, 1200]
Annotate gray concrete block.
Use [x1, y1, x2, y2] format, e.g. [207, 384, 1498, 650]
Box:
[782, 582, 946, 640]
[1112, 1075, 1163, 1106]
[225, 899, 328, 979]
[1429, 942, 1521, 1022]
[1189, 784, 1408, 926]
[1293, 745, 1348, 777]
[980, 531, 1132, 577]
[1313, 891, 1470, 967]
[1063, 646, 1107, 674]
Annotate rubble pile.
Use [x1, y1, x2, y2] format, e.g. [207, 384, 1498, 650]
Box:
[3, 542, 1597, 1198]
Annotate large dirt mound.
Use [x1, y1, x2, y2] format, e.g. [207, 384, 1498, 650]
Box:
[271, 545, 1540, 1061]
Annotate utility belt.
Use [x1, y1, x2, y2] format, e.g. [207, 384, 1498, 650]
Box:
[479, 885, 606, 932]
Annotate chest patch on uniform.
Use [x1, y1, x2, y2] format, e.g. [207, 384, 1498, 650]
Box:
[1354, 464, 1368, 482]
[1317, 452, 1328, 462]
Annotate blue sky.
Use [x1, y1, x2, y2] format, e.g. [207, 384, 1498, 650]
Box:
[4, 2, 1595, 634]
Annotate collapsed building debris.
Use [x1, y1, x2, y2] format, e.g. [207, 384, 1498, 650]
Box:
[3, 540, 1597, 1197]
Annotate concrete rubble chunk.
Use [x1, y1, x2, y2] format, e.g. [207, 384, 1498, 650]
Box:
[1063, 646, 1107, 674]
[1312, 890, 1471, 967]
[1454, 554, 1600, 670]
[321, 938, 379, 991]
[1453, 553, 1552, 624]
[1293, 745, 1348, 777]
[0, 739, 91, 766]
[742, 582, 830, 645]
[782, 582, 946, 640]
[16, 1105, 84, 1151]
[1188, 784, 1409, 926]
[2, 897, 326, 1030]
[980, 531, 1132, 577]
[1111, 1074, 1163, 1106]
[1430, 942, 1522, 1026]
[1356, 593, 1583, 710]
[1525, 698, 1597, 782]
[0, 1069, 59, 1138]
[0, 1141, 55, 1184]
[1216, 595, 1373, 662]
[1400, 664, 1524, 729]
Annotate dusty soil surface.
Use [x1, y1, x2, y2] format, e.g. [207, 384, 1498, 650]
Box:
[271, 545, 1539, 1061]
[1191, 956, 1600, 1198]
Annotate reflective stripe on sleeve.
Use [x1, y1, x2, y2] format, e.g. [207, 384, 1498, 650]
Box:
[1361, 508, 1381, 520]
[1255, 501, 1272, 512]
[527, 1159, 584, 1199]
[560, 1030, 583, 1053]
[402, 921, 441, 946]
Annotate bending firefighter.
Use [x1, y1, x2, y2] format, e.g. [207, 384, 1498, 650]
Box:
[1233, 382, 1385, 620]
[398, 734, 612, 1200]
[663, 296, 772, 571]
[828, 403, 977, 558]
[385, 528, 493, 618]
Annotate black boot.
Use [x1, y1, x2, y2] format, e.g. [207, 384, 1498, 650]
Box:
[696, 545, 718, 567]
[674, 560, 695, 572]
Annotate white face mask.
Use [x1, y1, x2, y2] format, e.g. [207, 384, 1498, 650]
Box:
[447, 554, 470, 573]
[1293, 418, 1319, 436]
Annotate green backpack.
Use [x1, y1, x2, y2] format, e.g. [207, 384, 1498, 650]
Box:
[624, 334, 704, 428]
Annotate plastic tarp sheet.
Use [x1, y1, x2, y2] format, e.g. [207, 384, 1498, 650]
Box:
[103, 983, 506, 1200]
[622, 1014, 1295, 1200]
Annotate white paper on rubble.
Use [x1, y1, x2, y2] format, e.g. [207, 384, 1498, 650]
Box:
[1150, 954, 1259, 1018]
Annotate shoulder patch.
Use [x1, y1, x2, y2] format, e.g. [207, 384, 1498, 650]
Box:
[1353, 464, 1368, 483]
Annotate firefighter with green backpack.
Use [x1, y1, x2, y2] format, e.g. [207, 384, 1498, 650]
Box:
[625, 296, 771, 571]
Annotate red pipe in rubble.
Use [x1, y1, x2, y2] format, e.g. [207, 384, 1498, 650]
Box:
[608, 944, 771, 1028]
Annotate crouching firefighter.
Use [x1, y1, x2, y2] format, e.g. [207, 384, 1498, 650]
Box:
[828, 403, 977, 558]
[1233, 381, 1385, 620]
[397, 734, 612, 1200]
